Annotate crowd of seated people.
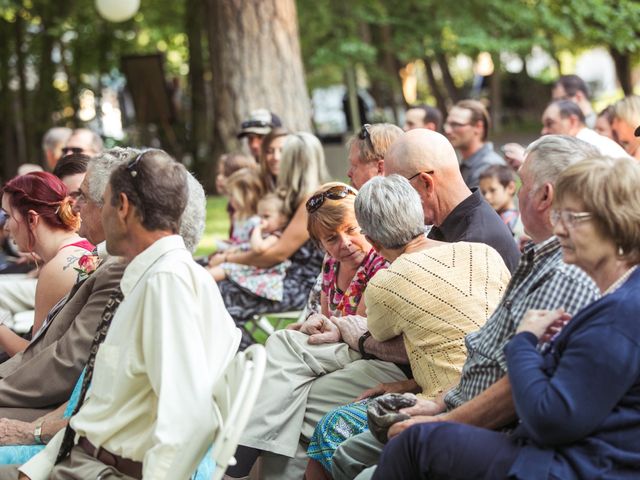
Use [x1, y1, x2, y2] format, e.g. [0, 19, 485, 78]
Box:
[0, 70, 638, 480]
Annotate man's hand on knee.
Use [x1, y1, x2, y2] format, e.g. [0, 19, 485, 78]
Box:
[307, 316, 342, 344]
[387, 415, 440, 439]
[400, 397, 445, 417]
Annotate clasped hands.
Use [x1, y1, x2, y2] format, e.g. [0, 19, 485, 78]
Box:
[287, 313, 368, 349]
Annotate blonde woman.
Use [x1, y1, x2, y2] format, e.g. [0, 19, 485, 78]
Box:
[210, 132, 329, 348]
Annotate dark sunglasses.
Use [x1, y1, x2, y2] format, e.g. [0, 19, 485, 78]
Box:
[241, 120, 272, 130]
[358, 124, 372, 141]
[61, 147, 84, 156]
[306, 185, 357, 213]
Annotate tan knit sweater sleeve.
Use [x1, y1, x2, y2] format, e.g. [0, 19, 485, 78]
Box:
[365, 242, 511, 399]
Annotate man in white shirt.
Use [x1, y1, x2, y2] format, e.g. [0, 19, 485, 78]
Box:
[541, 100, 629, 158]
[17, 149, 239, 480]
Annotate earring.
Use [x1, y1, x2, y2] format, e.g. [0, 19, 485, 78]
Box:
[618, 246, 625, 257]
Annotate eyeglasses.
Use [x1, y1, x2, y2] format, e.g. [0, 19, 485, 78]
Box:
[306, 185, 357, 213]
[358, 124, 372, 141]
[406, 170, 434, 182]
[61, 147, 84, 156]
[444, 121, 470, 129]
[550, 210, 592, 229]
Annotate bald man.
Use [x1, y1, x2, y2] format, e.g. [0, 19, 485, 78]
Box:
[385, 129, 520, 272]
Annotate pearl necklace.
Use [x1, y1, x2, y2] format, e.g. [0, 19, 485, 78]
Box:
[603, 265, 637, 296]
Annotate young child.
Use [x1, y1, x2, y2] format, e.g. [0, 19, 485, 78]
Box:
[215, 152, 256, 238]
[215, 167, 263, 252]
[208, 193, 291, 301]
[479, 165, 525, 243]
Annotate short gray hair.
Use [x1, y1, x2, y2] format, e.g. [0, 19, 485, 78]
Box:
[87, 146, 204, 252]
[355, 175, 424, 249]
[86, 147, 140, 205]
[42, 127, 72, 153]
[524, 135, 599, 188]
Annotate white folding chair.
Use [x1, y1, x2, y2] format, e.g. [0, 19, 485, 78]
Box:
[210, 344, 267, 480]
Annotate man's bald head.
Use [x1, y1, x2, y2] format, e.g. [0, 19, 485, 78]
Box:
[384, 129, 470, 226]
[385, 129, 460, 178]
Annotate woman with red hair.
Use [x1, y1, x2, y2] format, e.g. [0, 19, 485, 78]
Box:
[0, 172, 93, 355]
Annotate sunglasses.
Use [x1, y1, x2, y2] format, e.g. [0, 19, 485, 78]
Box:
[61, 147, 84, 156]
[241, 120, 272, 130]
[306, 186, 357, 213]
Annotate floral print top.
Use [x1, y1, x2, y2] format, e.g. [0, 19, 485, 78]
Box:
[321, 248, 388, 317]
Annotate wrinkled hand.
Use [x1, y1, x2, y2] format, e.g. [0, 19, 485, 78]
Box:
[208, 252, 225, 268]
[502, 142, 526, 170]
[399, 397, 445, 417]
[355, 379, 418, 402]
[332, 315, 368, 351]
[387, 415, 441, 440]
[308, 316, 341, 345]
[540, 317, 571, 344]
[517, 308, 571, 339]
[0, 418, 34, 445]
[293, 313, 325, 335]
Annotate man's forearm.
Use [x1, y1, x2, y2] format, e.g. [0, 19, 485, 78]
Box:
[440, 376, 516, 429]
[363, 335, 410, 364]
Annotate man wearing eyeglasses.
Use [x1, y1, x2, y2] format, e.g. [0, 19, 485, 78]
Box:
[331, 134, 600, 480]
[61, 129, 104, 160]
[443, 99, 506, 189]
[237, 109, 283, 160]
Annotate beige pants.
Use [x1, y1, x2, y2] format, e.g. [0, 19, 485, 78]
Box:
[0, 275, 36, 329]
[50, 445, 138, 480]
[239, 329, 407, 480]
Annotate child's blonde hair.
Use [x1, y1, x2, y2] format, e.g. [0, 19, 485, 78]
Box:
[226, 168, 264, 219]
[219, 152, 256, 178]
[258, 192, 289, 222]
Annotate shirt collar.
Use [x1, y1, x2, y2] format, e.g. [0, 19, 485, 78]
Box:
[462, 142, 494, 166]
[522, 235, 560, 263]
[120, 235, 186, 296]
[96, 241, 109, 260]
[431, 189, 483, 241]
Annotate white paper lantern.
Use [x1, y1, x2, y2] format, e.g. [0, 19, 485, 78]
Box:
[95, 0, 140, 23]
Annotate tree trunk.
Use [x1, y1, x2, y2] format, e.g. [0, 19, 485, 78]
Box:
[186, 0, 210, 178]
[204, 0, 311, 191]
[610, 48, 632, 96]
[423, 57, 448, 118]
[489, 53, 502, 134]
[0, 18, 18, 180]
[435, 52, 461, 103]
[34, 20, 57, 168]
[14, 15, 30, 165]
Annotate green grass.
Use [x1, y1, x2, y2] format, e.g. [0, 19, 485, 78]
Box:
[195, 196, 231, 257]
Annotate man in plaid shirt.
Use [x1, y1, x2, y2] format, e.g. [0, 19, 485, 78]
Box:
[332, 135, 602, 480]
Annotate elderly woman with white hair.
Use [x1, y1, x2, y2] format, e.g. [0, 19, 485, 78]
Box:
[304, 175, 512, 479]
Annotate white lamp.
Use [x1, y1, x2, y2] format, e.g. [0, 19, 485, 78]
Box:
[95, 0, 140, 22]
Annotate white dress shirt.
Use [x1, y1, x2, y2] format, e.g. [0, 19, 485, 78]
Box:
[22, 235, 240, 480]
[576, 128, 629, 158]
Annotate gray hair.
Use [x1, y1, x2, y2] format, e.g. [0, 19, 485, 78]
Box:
[524, 135, 599, 188]
[42, 127, 72, 153]
[355, 175, 424, 249]
[86, 147, 141, 205]
[87, 146, 204, 252]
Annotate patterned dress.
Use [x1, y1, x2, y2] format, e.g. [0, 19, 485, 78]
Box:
[218, 240, 324, 349]
[321, 248, 388, 316]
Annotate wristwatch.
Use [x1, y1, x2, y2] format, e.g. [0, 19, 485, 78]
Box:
[358, 331, 376, 360]
[34, 420, 44, 445]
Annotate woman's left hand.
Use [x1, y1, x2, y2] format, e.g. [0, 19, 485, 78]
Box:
[208, 253, 225, 268]
[517, 308, 571, 339]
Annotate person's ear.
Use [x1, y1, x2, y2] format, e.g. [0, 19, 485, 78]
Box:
[538, 183, 554, 211]
[419, 171, 435, 194]
[117, 192, 131, 223]
[27, 210, 38, 228]
[376, 159, 384, 176]
[506, 181, 517, 196]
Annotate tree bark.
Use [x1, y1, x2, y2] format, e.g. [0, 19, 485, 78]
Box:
[435, 51, 461, 103]
[14, 14, 30, 165]
[423, 57, 448, 118]
[610, 48, 632, 96]
[490, 53, 502, 134]
[204, 0, 311, 190]
[0, 18, 19, 180]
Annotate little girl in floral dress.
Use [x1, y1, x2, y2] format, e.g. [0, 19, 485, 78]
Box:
[208, 193, 291, 302]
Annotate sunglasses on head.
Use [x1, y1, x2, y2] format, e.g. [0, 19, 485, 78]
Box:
[306, 185, 357, 213]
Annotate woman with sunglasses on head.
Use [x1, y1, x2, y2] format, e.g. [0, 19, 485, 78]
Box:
[209, 132, 329, 348]
[373, 156, 640, 480]
[0, 172, 93, 357]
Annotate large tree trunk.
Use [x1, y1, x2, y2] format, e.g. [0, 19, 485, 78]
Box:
[423, 56, 448, 118]
[204, 0, 311, 190]
[610, 48, 632, 96]
[435, 52, 462, 103]
[0, 18, 19, 180]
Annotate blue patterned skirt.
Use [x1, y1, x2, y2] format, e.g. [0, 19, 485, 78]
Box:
[307, 400, 370, 471]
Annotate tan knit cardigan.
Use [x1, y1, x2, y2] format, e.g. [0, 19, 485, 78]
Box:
[365, 242, 511, 399]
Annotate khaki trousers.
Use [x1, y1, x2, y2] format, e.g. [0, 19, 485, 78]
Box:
[50, 445, 137, 480]
[239, 330, 407, 480]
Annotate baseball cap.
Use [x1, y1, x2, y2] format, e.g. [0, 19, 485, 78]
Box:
[237, 109, 282, 138]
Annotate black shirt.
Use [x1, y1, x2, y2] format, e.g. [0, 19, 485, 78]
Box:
[428, 189, 521, 273]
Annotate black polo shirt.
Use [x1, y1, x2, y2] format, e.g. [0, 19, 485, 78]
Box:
[428, 189, 521, 272]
